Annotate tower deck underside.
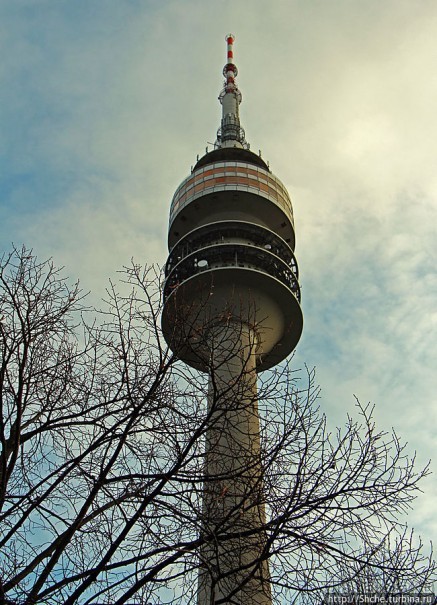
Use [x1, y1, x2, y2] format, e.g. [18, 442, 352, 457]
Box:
[162, 265, 302, 372]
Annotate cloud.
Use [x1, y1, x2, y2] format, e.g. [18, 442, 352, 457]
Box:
[0, 0, 435, 546]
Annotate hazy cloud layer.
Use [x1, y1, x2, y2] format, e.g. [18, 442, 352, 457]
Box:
[1, 0, 435, 542]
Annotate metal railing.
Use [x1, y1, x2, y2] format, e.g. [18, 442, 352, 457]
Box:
[164, 243, 301, 304]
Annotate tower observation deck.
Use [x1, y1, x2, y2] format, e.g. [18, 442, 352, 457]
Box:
[162, 35, 303, 605]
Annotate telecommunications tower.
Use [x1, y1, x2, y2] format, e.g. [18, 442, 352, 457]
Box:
[162, 35, 303, 604]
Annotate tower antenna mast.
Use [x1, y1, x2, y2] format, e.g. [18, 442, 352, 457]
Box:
[216, 33, 248, 149]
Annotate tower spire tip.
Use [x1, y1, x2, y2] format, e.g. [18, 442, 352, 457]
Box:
[216, 33, 248, 150]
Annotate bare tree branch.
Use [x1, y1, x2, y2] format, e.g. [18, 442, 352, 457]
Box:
[0, 247, 434, 604]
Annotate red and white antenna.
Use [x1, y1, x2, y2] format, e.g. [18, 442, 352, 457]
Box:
[226, 34, 234, 61]
[224, 34, 237, 92]
[216, 34, 248, 149]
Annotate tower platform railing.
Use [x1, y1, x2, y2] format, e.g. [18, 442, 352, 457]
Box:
[164, 243, 301, 304]
[166, 220, 298, 270]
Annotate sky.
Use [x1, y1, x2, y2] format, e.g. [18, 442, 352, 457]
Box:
[1, 0, 435, 567]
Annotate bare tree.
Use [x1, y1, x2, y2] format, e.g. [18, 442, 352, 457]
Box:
[320, 532, 435, 600]
[0, 247, 434, 604]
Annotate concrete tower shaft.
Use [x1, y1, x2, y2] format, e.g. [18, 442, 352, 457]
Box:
[197, 322, 271, 605]
[161, 35, 302, 604]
